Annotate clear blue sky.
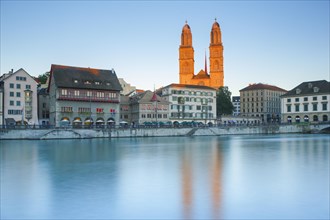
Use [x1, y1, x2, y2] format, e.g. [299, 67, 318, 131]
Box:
[1, 1, 329, 96]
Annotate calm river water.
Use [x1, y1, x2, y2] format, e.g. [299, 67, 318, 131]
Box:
[1, 134, 329, 219]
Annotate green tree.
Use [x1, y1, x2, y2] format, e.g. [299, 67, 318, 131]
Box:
[216, 86, 234, 117]
[37, 72, 50, 84]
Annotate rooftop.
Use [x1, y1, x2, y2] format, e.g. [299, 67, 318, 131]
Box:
[281, 80, 330, 97]
[49, 64, 122, 91]
[239, 83, 287, 92]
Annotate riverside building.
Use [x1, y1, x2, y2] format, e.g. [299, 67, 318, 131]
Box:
[161, 83, 217, 125]
[48, 65, 122, 127]
[281, 80, 330, 123]
[0, 68, 39, 126]
[240, 83, 287, 123]
[129, 90, 170, 125]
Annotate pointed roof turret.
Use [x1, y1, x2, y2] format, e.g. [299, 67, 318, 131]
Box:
[181, 21, 192, 46]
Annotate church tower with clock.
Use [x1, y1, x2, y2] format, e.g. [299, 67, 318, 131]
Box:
[179, 19, 224, 89]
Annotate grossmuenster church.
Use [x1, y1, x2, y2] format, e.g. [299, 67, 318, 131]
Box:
[179, 19, 224, 89]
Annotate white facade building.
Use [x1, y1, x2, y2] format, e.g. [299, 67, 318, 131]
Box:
[232, 96, 240, 116]
[281, 80, 330, 123]
[0, 68, 39, 125]
[161, 84, 217, 125]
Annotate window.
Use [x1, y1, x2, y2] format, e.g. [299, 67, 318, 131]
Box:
[10, 92, 14, 97]
[287, 105, 291, 112]
[295, 105, 300, 112]
[16, 76, 26, 81]
[26, 85, 31, 90]
[197, 106, 201, 110]
[322, 96, 327, 100]
[74, 90, 80, 96]
[96, 108, 104, 113]
[10, 83, 14, 88]
[322, 103, 327, 111]
[61, 89, 67, 96]
[42, 103, 46, 108]
[74, 79, 78, 83]
[16, 92, 21, 97]
[304, 104, 308, 111]
[87, 91, 92, 97]
[61, 107, 73, 112]
[10, 100, 14, 106]
[16, 101, 21, 106]
[313, 96, 317, 101]
[16, 84, 21, 89]
[295, 98, 299, 102]
[313, 103, 318, 111]
[304, 97, 308, 101]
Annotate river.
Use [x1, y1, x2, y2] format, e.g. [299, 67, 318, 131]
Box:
[1, 134, 329, 219]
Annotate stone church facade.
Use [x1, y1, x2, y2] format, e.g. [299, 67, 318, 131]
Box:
[179, 20, 224, 90]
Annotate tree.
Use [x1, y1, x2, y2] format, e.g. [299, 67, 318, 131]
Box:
[37, 72, 50, 84]
[216, 86, 234, 117]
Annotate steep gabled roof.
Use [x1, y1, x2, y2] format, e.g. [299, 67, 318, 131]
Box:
[0, 68, 38, 84]
[281, 80, 330, 97]
[192, 69, 210, 79]
[48, 64, 122, 91]
[239, 83, 287, 92]
[130, 90, 169, 104]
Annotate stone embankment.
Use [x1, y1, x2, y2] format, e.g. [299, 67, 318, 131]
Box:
[1, 123, 329, 140]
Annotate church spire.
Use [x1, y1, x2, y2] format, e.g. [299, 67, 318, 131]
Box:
[205, 50, 208, 75]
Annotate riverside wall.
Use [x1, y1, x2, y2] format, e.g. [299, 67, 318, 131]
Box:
[1, 123, 329, 140]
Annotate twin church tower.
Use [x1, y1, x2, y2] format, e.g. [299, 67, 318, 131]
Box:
[179, 19, 224, 89]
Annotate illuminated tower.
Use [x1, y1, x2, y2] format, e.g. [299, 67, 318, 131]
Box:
[179, 21, 194, 84]
[209, 19, 224, 89]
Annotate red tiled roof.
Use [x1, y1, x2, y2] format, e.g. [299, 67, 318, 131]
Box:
[239, 83, 287, 92]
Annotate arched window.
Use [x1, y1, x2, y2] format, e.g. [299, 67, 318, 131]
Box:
[304, 115, 309, 122]
[73, 117, 82, 128]
[60, 117, 70, 127]
[313, 115, 318, 122]
[214, 60, 219, 71]
[295, 116, 300, 123]
[287, 116, 292, 123]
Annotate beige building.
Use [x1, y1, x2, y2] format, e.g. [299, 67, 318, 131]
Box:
[129, 90, 170, 125]
[281, 80, 330, 123]
[240, 83, 287, 123]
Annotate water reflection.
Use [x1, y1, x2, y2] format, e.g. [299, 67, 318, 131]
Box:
[1, 134, 329, 219]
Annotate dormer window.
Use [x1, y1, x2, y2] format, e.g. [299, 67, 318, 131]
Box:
[74, 79, 78, 83]
[308, 83, 313, 88]
[296, 88, 301, 94]
[95, 81, 101, 85]
[313, 87, 319, 93]
[84, 80, 91, 85]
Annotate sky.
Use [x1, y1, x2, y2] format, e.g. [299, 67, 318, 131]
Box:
[1, 1, 329, 96]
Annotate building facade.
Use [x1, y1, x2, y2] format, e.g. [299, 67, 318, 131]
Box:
[232, 96, 240, 116]
[37, 88, 50, 126]
[240, 83, 287, 123]
[161, 84, 217, 125]
[48, 65, 122, 127]
[281, 80, 330, 123]
[129, 90, 170, 125]
[179, 20, 224, 89]
[0, 68, 39, 126]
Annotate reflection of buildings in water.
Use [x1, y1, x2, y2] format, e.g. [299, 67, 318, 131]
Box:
[181, 148, 193, 219]
[180, 142, 223, 219]
[210, 144, 222, 219]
